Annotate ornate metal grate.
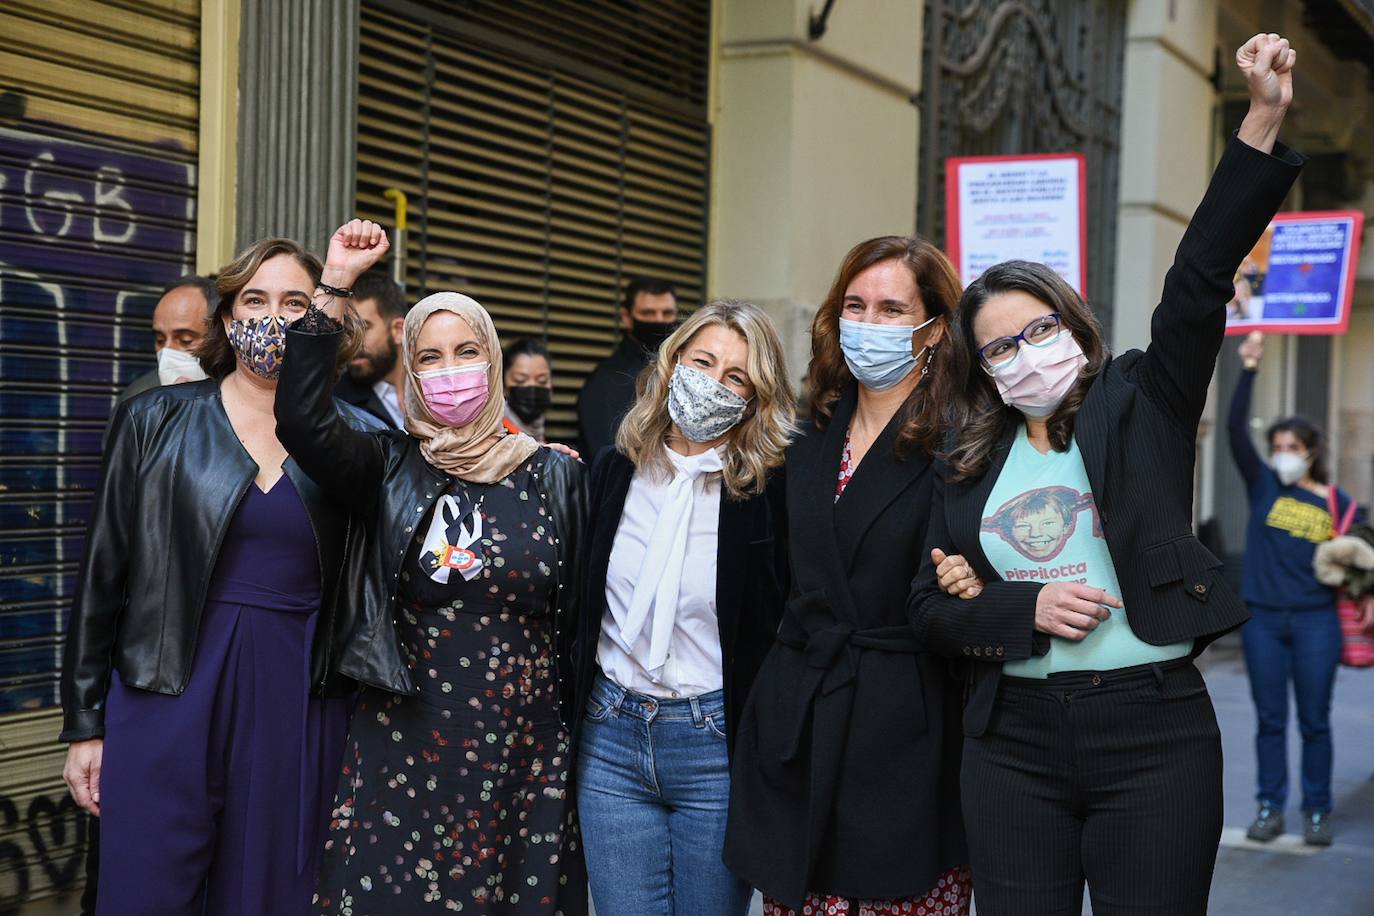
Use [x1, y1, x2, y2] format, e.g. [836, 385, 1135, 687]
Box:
[918, 0, 1126, 333]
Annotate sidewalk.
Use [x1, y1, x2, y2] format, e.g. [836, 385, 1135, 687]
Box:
[743, 642, 1374, 916]
[27, 647, 1374, 914]
[1202, 640, 1374, 915]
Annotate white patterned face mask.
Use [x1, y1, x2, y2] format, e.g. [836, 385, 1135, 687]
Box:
[666, 363, 750, 443]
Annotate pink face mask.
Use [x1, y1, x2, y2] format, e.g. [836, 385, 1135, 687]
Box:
[417, 362, 490, 427]
[988, 331, 1087, 417]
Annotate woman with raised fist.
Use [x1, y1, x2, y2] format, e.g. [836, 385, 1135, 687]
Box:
[274, 221, 588, 915]
[911, 33, 1305, 914]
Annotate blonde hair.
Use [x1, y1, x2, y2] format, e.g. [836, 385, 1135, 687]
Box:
[615, 300, 796, 499]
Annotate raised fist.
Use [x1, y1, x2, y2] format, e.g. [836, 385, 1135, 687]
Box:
[323, 219, 391, 289]
[1238, 331, 1264, 368]
[1237, 33, 1295, 111]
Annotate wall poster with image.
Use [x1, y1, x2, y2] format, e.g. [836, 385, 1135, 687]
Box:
[1225, 210, 1365, 335]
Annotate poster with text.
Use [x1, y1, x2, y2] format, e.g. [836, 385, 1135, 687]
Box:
[946, 152, 1087, 295]
[1225, 210, 1364, 335]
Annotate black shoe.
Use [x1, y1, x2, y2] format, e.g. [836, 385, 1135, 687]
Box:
[1304, 811, 1333, 846]
[1247, 804, 1284, 842]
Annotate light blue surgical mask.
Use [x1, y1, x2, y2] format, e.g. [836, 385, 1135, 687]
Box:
[838, 314, 937, 391]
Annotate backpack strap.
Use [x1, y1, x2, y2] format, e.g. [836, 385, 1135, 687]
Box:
[1329, 486, 1358, 537]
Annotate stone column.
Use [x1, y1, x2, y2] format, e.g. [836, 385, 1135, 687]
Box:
[710, 0, 923, 385]
[234, 0, 360, 254]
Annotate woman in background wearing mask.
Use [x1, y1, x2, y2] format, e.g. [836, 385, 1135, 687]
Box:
[61, 239, 380, 914]
[575, 301, 793, 916]
[910, 34, 1302, 915]
[726, 237, 972, 915]
[502, 337, 555, 442]
[1228, 331, 1360, 847]
[275, 221, 588, 914]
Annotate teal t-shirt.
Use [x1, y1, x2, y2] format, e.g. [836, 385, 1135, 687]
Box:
[980, 427, 1192, 678]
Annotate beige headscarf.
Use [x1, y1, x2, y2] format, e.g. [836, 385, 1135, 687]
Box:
[403, 292, 539, 483]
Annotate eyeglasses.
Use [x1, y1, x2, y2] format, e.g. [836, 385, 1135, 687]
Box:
[978, 313, 1064, 368]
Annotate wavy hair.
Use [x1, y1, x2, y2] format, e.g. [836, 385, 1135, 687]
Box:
[197, 237, 362, 379]
[945, 260, 1108, 482]
[807, 235, 961, 456]
[615, 300, 796, 499]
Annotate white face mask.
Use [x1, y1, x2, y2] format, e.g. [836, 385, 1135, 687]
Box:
[157, 346, 208, 386]
[1270, 451, 1311, 487]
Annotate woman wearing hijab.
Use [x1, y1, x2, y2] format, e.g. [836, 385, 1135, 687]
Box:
[574, 301, 794, 915]
[910, 33, 1301, 914]
[725, 236, 970, 915]
[275, 220, 588, 914]
[61, 238, 380, 914]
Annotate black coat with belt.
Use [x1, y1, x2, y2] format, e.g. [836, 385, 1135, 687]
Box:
[275, 325, 589, 724]
[61, 379, 384, 742]
[909, 135, 1304, 738]
[572, 447, 787, 756]
[724, 388, 967, 907]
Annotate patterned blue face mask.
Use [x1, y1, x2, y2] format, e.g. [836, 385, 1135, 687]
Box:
[838, 314, 937, 391]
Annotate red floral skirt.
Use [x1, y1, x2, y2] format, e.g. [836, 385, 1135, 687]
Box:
[762, 865, 972, 916]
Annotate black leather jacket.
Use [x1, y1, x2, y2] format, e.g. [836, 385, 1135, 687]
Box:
[275, 325, 589, 725]
[60, 380, 383, 742]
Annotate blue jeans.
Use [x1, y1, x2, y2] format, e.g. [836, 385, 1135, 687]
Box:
[576, 673, 752, 916]
[1242, 604, 1343, 813]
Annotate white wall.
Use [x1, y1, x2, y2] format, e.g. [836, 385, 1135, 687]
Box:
[710, 0, 923, 384]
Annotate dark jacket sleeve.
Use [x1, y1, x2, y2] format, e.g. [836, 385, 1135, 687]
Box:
[1227, 368, 1265, 493]
[765, 463, 790, 629]
[543, 449, 589, 722]
[276, 325, 387, 514]
[61, 400, 146, 741]
[1136, 135, 1303, 435]
[908, 459, 1045, 660]
[576, 368, 616, 458]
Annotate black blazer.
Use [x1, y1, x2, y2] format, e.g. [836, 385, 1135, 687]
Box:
[576, 337, 650, 456]
[61, 379, 383, 742]
[910, 135, 1304, 738]
[334, 373, 400, 429]
[572, 447, 787, 755]
[724, 388, 966, 908]
[276, 325, 588, 725]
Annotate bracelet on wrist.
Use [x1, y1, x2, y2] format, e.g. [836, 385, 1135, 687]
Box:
[316, 281, 353, 299]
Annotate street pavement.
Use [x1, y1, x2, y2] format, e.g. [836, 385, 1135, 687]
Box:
[1197, 637, 1374, 916]
[742, 637, 1374, 916]
[26, 641, 1374, 914]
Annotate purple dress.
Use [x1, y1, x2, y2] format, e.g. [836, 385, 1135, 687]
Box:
[97, 476, 349, 915]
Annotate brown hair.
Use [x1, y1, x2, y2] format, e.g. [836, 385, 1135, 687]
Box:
[197, 237, 361, 379]
[945, 260, 1108, 481]
[807, 236, 961, 456]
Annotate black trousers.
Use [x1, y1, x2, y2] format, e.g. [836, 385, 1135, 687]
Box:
[962, 660, 1223, 916]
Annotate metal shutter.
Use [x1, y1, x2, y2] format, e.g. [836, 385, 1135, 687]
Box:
[357, 2, 711, 442]
[0, 0, 199, 906]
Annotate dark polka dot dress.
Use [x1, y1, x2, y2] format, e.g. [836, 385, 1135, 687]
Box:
[314, 465, 586, 914]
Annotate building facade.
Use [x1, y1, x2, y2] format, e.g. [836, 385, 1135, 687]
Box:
[1, 0, 1371, 909]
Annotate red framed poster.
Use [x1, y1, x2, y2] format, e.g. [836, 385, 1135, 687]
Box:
[945, 152, 1088, 296]
[1224, 210, 1365, 336]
